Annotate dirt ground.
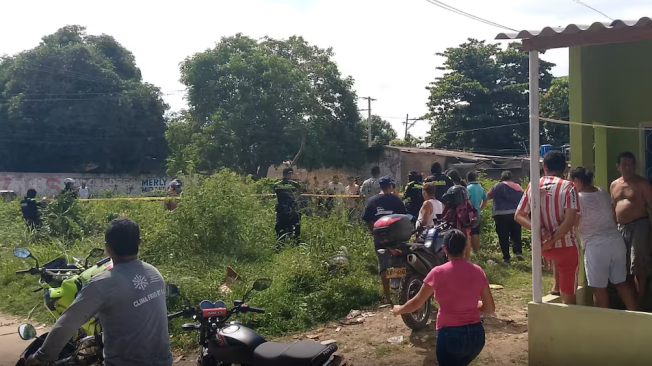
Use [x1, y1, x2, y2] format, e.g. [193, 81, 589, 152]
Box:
[170, 286, 530, 366]
[0, 288, 528, 366]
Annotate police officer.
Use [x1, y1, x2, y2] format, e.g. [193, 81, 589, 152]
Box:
[61, 178, 78, 198]
[425, 162, 454, 201]
[164, 179, 182, 211]
[20, 189, 46, 229]
[274, 167, 302, 242]
[402, 171, 424, 219]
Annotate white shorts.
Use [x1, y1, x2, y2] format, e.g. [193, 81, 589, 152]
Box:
[584, 240, 628, 288]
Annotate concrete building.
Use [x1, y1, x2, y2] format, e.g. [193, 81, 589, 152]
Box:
[266, 146, 531, 188]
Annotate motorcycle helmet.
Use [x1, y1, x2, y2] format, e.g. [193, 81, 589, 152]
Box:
[170, 179, 182, 188]
[441, 185, 466, 207]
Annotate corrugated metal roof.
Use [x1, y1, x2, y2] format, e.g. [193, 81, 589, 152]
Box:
[495, 17, 652, 40]
[388, 146, 503, 160]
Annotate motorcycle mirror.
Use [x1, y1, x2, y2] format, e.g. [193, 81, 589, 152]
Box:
[85, 248, 105, 268]
[18, 324, 37, 340]
[166, 284, 181, 298]
[89, 248, 104, 257]
[252, 278, 272, 292]
[13, 248, 32, 259]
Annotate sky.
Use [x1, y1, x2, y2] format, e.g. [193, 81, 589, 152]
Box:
[1, 0, 650, 138]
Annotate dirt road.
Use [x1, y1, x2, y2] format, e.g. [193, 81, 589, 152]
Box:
[0, 314, 195, 366]
[0, 314, 41, 366]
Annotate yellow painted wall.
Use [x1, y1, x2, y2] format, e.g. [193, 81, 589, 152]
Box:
[528, 302, 652, 366]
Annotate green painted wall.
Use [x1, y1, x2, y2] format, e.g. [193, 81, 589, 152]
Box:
[529, 302, 652, 366]
[569, 40, 652, 306]
[570, 41, 652, 188]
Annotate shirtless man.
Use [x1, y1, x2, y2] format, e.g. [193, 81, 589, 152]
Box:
[611, 151, 652, 307]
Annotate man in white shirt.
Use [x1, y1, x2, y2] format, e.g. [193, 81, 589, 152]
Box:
[360, 166, 381, 202]
[78, 181, 89, 199]
[329, 175, 345, 215]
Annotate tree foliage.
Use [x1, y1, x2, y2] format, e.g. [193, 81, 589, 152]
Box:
[425, 39, 556, 153]
[172, 34, 365, 177]
[390, 133, 424, 147]
[0, 25, 168, 174]
[365, 115, 397, 146]
[540, 76, 569, 147]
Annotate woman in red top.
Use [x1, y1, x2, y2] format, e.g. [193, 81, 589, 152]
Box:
[392, 229, 495, 366]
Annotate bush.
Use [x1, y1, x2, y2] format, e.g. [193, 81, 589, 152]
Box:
[0, 170, 380, 345]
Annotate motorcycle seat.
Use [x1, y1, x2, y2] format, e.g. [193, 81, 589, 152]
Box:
[253, 341, 337, 366]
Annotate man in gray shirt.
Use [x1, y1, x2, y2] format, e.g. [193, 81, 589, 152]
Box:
[27, 217, 172, 366]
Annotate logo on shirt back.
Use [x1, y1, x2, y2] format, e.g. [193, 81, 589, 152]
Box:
[376, 206, 394, 216]
[132, 274, 149, 290]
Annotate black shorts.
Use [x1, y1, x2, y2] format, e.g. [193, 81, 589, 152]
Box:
[470, 225, 480, 236]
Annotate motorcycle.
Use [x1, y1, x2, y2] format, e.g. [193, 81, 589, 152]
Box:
[373, 214, 450, 329]
[12, 247, 113, 366]
[167, 278, 343, 366]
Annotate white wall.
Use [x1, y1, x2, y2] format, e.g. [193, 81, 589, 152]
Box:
[0, 172, 170, 197]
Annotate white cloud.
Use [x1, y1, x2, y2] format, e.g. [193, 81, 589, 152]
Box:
[1, 0, 649, 138]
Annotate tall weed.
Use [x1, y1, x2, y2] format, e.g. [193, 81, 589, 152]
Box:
[0, 170, 380, 340]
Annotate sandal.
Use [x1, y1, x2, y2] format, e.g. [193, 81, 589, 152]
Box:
[549, 291, 560, 296]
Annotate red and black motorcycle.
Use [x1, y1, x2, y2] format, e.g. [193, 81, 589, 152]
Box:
[374, 214, 450, 329]
[167, 278, 342, 366]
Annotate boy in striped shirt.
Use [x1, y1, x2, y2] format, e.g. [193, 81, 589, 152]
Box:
[515, 151, 580, 305]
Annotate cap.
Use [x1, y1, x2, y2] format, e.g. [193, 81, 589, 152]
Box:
[283, 167, 294, 175]
[378, 175, 392, 188]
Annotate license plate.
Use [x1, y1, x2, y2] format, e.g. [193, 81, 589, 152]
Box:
[385, 267, 406, 279]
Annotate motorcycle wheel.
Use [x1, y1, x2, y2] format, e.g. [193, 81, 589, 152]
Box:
[398, 272, 431, 330]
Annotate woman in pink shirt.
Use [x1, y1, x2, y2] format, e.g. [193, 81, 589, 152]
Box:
[392, 229, 495, 366]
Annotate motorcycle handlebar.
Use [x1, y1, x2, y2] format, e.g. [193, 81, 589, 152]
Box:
[168, 307, 195, 321]
[244, 306, 265, 314]
[15, 268, 32, 275]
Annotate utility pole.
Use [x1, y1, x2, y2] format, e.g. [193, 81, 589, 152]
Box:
[359, 96, 376, 147]
[403, 115, 424, 140]
[404, 114, 409, 139]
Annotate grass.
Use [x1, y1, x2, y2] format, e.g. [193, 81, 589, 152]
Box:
[0, 171, 546, 349]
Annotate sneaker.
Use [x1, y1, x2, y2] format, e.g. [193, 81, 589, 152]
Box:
[516, 254, 524, 261]
[503, 258, 511, 264]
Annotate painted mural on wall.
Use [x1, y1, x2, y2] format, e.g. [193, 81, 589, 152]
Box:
[0, 173, 171, 197]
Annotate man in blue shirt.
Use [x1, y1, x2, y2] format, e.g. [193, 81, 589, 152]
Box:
[466, 171, 487, 254]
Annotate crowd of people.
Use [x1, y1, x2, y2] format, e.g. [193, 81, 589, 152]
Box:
[16, 151, 652, 366]
[515, 150, 651, 310]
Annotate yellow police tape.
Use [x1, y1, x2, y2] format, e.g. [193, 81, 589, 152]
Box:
[78, 193, 362, 202]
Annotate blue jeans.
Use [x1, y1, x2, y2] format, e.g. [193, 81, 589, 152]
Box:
[436, 322, 485, 366]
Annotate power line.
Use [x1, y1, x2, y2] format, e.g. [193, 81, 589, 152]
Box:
[569, 0, 614, 21]
[2, 90, 185, 97]
[0, 92, 182, 103]
[438, 121, 528, 135]
[423, 0, 518, 32]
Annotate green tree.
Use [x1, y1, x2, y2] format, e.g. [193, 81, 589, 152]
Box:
[365, 115, 397, 146]
[540, 76, 569, 147]
[425, 39, 555, 152]
[0, 25, 168, 174]
[389, 133, 423, 147]
[175, 34, 364, 177]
